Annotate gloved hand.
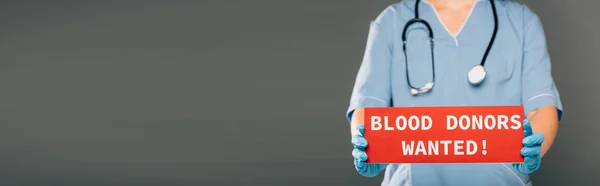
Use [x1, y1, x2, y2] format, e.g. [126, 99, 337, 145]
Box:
[352, 125, 388, 177]
[512, 119, 544, 174]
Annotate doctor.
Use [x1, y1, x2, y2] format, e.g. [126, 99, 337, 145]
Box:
[346, 0, 563, 185]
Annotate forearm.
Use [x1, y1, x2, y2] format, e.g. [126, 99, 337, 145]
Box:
[350, 108, 365, 136]
[526, 105, 559, 157]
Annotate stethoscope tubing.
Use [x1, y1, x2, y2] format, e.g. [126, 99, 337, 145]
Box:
[401, 0, 498, 91]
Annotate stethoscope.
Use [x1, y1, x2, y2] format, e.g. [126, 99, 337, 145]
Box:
[402, 0, 498, 95]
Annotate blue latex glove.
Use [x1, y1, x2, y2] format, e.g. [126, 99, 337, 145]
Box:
[351, 125, 387, 177]
[512, 119, 544, 174]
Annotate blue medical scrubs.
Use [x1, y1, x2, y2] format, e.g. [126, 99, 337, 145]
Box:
[346, 0, 563, 185]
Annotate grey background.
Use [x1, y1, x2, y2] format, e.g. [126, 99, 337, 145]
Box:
[0, 0, 597, 185]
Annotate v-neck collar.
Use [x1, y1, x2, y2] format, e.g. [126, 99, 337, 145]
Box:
[420, 0, 483, 46]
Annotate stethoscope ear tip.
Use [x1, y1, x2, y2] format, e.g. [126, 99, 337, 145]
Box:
[411, 89, 418, 95]
[411, 82, 434, 95]
[424, 82, 434, 89]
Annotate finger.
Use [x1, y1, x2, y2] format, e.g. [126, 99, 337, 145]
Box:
[357, 125, 365, 136]
[511, 163, 522, 173]
[352, 148, 368, 162]
[523, 156, 537, 165]
[354, 158, 366, 169]
[523, 132, 545, 147]
[524, 156, 540, 170]
[523, 119, 533, 137]
[521, 146, 542, 157]
[351, 135, 368, 149]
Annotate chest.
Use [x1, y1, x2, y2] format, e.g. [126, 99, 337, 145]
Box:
[389, 7, 525, 106]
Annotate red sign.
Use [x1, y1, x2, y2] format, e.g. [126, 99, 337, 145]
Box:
[363, 106, 525, 164]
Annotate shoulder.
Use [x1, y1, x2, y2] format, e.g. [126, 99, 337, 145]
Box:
[500, 1, 543, 28]
[501, 0, 536, 16]
[370, 0, 416, 28]
[372, 2, 403, 23]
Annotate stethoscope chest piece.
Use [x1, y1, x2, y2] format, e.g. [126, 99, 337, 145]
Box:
[467, 65, 486, 85]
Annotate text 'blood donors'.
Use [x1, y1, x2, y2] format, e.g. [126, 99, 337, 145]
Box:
[370, 114, 522, 131]
[363, 106, 525, 163]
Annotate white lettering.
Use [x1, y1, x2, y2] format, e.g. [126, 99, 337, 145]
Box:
[497, 115, 509, 130]
[428, 140, 439, 155]
[466, 140, 477, 155]
[371, 116, 382, 130]
[408, 116, 420, 130]
[415, 141, 426, 155]
[510, 115, 522, 129]
[454, 140, 464, 155]
[370, 115, 435, 131]
[401, 140, 479, 156]
[484, 115, 496, 129]
[472, 115, 483, 130]
[384, 116, 394, 130]
[395, 116, 407, 130]
[447, 116, 458, 130]
[422, 116, 433, 130]
[459, 115, 470, 130]
[440, 140, 452, 155]
[402, 141, 414, 155]
[445, 114, 522, 131]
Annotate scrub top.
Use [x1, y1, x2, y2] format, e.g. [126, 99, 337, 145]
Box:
[346, 0, 564, 186]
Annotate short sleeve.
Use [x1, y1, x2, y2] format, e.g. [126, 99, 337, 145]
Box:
[521, 8, 563, 121]
[346, 6, 396, 122]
